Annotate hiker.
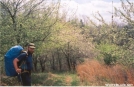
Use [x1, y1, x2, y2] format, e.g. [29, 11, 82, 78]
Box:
[13, 43, 35, 86]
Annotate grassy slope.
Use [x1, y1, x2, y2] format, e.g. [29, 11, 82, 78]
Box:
[32, 72, 81, 86]
[1, 72, 82, 86]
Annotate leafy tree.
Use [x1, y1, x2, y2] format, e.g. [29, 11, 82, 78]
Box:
[82, 0, 134, 67]
[114, 0, 134, 67]
[0, 0, 61, 73]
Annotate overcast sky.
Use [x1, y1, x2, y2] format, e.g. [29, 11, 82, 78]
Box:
[73, 0, 121, 4]
[60, 0, 134, 23]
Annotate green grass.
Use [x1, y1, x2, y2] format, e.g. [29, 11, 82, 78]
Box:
[31, 72, 81, 86]
[1, 71, 87, 86]
[1, 76, 21, 86]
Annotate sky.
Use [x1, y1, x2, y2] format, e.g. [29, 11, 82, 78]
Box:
[60, 0, 134, 24]
[74, 0, 121, 4]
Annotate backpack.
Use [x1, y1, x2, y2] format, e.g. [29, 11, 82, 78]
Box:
[4, 45, 26, 76]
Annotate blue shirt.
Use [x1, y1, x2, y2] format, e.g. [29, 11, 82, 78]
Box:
[17, 53, 33, 70]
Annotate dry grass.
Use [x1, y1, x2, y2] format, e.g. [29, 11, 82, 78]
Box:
[76, 60, 134, 86]
[65, 76, 72, 85]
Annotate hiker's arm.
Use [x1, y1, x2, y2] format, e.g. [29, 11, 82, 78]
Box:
[13, 58, 21, 74]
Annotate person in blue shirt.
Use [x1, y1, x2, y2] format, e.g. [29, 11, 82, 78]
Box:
[13, 43, 35, 86]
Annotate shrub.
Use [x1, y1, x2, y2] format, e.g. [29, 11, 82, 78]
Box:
[76, 60, 134, 86]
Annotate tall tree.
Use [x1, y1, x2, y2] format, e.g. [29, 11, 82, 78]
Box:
[0, 0, 44, 43]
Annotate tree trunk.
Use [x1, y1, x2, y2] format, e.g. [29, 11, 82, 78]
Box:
[66, 42, 71, 71]
[57, 48, 62, 71]
[34, 58, 38, 72]
[52, 53, 55, 70]
[39, 60, 45, 72]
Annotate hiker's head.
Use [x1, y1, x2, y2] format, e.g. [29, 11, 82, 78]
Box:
[27, 43, 35, 54]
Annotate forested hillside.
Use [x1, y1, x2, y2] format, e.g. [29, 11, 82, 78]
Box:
[0, 0, 134, 86]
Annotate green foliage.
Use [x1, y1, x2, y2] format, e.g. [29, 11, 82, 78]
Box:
[84, 0, 134, 67]
[32, 73, 48, 85]
[96, 43, 118, 65]
[97, 43, 116, 52]
[103, 53, 117, 65]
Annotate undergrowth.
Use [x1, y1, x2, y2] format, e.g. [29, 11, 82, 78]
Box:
[76, 60, 134, 86]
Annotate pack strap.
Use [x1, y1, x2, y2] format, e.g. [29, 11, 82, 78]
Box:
[19, 61, 26, 69]
[21, 70, 30, 74]
[18, 51, 28, 71]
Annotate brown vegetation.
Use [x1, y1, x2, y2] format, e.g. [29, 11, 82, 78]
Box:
[76, 60, 134, 86]
[65, 76, 72, 85]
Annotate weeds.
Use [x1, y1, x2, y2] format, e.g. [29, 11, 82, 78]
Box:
[76, 60, 134, 86]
